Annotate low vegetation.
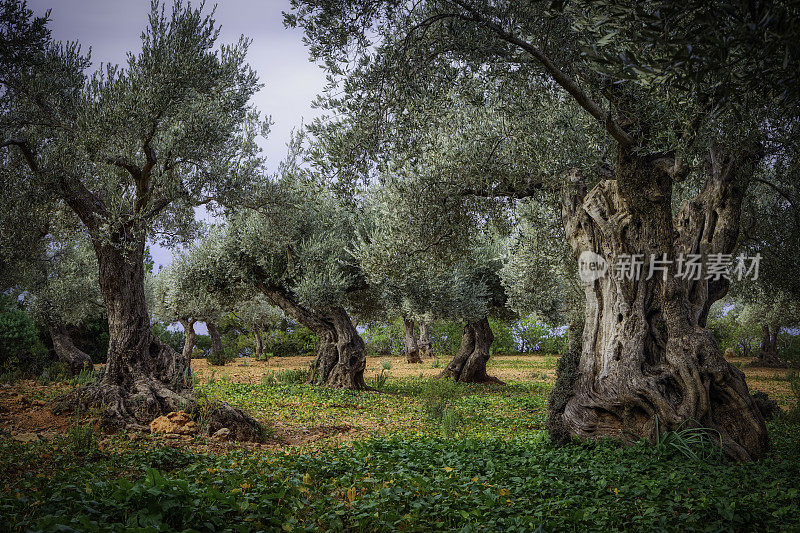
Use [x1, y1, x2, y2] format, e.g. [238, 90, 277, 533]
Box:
[1, 354, 798, 531]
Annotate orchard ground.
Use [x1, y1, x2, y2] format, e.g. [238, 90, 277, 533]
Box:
[1, 353, 799, 531]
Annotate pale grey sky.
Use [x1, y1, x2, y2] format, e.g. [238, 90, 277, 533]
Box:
[28, 0, 328, 269]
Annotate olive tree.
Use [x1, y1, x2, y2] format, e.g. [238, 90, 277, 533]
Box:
[183, 170, 372, 389]
[357, 166, 511, 383]
[0, 0, 267, 432]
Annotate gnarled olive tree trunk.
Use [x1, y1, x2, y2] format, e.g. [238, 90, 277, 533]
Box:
[56, 233, 192, 427]
[756, 324, 785, 367]
[206, 320, 223, 358]
[553, 145, 768, 461]
[48, 323, 93, 375]
[403, 318, 422, 363]
[56, 231, 263, 438]
[440, 317, 503, 384]
[260, 285, 368, 389]
[252, 323, 264, 359]
[418, 321, 433, 358]
[178, 319, 197, 364]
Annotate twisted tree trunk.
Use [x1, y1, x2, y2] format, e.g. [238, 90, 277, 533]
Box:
[418, 321, 433, 358]
[252, 323, 264, 358]
[441, 317, 503, 384]
[259, 284, 368, 389]
[207, 320, 223, 358]
[553, 144, 768, 461]
[55, 231, 263, 438]
[403, 318, 422, 363]
[178, 319, 196, 364]
[48, 323, 93, 375]
[756, 324, 785, 367]
[56, 233, 192, 428]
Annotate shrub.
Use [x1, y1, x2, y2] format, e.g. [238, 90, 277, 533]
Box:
[66, 424, 98, 455]
[151, 322, 185, 354]
[0, 303, 49, 377]
[488, 318, 518, 355]
[363, 322, 400, 356]
[194, 334, 212, 352]
[779, 332, 800, 366]
[264, 326, 317, 357]
[512, 315, 567, 354]
[261, 368, 309, 385]
[428, 321, 464, 357]
[37, 361, 71, 384]
[707, 307, 760, 356]
[207, 346, 235, 366]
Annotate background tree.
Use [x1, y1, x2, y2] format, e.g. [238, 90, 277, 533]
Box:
[357, 172, 511, 383]
[0, 0, 267, 433]
[148, 254, 227, 364]
[26, 239, 101, 374]
[183, 168, 373, 389]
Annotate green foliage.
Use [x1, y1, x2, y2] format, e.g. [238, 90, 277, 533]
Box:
[0, 300, 49, 377]
[71, 366, 102, 387]
[66, 424, 98, 455]
[707, 306, 760, 355]
[207, 347, 235, 366]
[513, 315, 567, 355]
[194, 334, 212, 352]
[363, 321, 401, 356]
[371, 368, 389, 390]
[260, 368, 309, 385]
[422, 379, 467, 436]
[780, 333, 800, 365]
[784, 372, 800, 424]
[428, 321, 464, 357]
[380, 359, 392, 371]
[263, 324, 317, 357]
[3, 425, 800, 532]
[649, 416, 723, 462]
[487, 318, 518, 355]
[37, 361, 71, 384]
[546, 320, 583, 442]
[72, 315, 110, 363]
[151, 322, 185, 355]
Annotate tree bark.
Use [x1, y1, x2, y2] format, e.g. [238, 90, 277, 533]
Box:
[48, 323, 93, 375]
[546, 318, 584, 443]
[756, 323, 785, 367]
[178, 319, 196, 364]
[207, 320, 223, 357]
[53, 232, 263, 438]
[403, 318, 422, 363]
[555, 143, 768, 461]
[55, 233, 193, 428]
[259, 284, 369, 389]
[252, 323, 263, 358]
[418, 321, 433, 358]
[440, 317, 504, 384]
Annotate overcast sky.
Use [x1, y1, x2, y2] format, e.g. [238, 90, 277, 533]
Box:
[27, 0, 328, 269]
